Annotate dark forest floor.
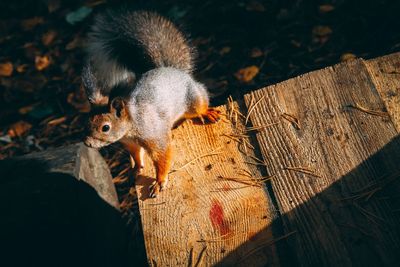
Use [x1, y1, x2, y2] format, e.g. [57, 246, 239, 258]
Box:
[1, 1, 399, 259]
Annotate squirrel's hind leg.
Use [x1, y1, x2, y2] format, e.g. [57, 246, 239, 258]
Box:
[185, 99, 221, 124]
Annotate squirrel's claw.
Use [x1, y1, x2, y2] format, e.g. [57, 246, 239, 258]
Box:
[199, 115, 206, 125]
[201, 108, 221, 124]
[149, 180, 168, 198]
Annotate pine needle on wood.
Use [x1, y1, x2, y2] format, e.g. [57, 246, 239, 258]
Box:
[245, 94, 266, 125]
[194, 246, 207, 267]
[281, 113, 301, 129]
[348, 102, 389, 118]
[239, 231, 297, 262]
[171, 147, 223, 172]
[246, 122, 279, 132]
[284, 166, 322, 178]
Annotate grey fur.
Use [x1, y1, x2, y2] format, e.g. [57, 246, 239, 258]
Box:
[126, 67, 208, 148]
[83, 9, 195, 105]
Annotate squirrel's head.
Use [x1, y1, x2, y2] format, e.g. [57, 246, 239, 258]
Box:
[84, 97, 131, 148]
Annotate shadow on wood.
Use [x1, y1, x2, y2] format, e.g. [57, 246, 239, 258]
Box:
[135, 174, 156, 201]
[0, 155, 140, 267]
[220, 135, 400, 266]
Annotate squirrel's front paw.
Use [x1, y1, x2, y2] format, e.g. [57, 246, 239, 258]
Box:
[201, 108, 221, 124]
[149, 180, 168, 198]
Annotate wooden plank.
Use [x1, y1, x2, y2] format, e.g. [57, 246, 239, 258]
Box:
[135, 105, 280, 266]
[244, 59, 400, 266]
[364, 52, 400, 132]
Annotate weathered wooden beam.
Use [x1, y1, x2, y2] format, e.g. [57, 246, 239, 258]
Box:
[135, 105, 281, 266]
[244, 57, 400, 266]
[20, 143, 120, 208]
[364, 52, 400, 132]
[0, 143, 133, 266]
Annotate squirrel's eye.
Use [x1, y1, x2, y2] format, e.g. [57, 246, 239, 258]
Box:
[102, 125, 110, 132]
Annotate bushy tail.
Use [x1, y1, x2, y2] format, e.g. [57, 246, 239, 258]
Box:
[83, 9, 195, 105]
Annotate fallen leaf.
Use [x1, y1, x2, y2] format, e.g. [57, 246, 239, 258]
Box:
[19, 103, 39, 115]
[319, 4, 335, 13]
[250, 47, 263, 58]
[35, 55, 51, 71]
[16, 64, 29, 73]
[42, 30, 57, 46]
[66, 36, 84, 50]
[234, 66, 260, 82]
[219, 46, 231, 55]
[8, 121, 32, 138]
[312, 25, 333, 44]
[21, 17, 44, 31]
[340, 53, 357, 61]
[48, 116, 67, 126]
[0, 62, 13, 77]
[312, 26, 332, 37]
[66, 6, 93, 25]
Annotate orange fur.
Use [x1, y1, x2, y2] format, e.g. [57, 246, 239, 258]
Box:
[121, 141, 144, 169]
[146, 142, 172, 182]
[182, 97, 221, 124]
[200, 108, 221, 123]
[143, 140, 172, 197]
[153, 146, 172, 185]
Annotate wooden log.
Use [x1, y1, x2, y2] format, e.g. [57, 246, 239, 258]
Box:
[0, 143, 133, 267]
[135, 105, 281, 266]
[244, 58, 400, 266]
[20, 143, 120, 208]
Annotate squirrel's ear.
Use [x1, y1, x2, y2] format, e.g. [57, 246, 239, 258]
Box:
[110, 97, 126, 118]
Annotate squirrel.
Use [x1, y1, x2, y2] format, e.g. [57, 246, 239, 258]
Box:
[82, 9, 195, 106]
[82, 10, 220, 197]
[84, 68, 221, 197]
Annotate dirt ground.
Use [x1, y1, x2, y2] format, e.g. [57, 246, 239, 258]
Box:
[0, 1, 399, 261]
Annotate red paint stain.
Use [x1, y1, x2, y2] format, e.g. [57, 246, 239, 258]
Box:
[209, 199, 230, 236]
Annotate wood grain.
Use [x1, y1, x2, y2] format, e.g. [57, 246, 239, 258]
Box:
[244, 59, 400, 266]
[364, 52, 400, 132]
[135, 105, 279, 267]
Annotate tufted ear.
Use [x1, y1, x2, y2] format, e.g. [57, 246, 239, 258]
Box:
[110, 97, 127, 118]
